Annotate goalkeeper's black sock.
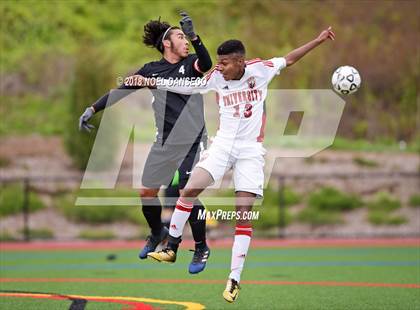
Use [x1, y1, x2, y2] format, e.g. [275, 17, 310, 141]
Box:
[141, 197, 163, 236]
[189, 200, 207, 250]
[167, 235, 182, 253]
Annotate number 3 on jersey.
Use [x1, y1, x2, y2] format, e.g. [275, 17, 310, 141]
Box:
[233, 103, 253, 118]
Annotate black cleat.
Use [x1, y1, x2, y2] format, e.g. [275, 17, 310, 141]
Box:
[138, 226, 169, 259]
[188, 245, 210, 274]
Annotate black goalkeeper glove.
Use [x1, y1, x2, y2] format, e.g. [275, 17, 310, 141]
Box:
[179, 12, 197, 40]
[79, 107, 95, 132]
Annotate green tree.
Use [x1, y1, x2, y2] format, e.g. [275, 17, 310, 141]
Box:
[65, 44, 117, 170]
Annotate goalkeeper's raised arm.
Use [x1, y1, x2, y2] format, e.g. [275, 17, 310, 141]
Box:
[180, 11, 212, 73]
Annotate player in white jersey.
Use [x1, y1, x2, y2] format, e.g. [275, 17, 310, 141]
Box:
[146, 26, 335, 303]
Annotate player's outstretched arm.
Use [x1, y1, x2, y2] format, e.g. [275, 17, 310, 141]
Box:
[284, 26, 335, 67]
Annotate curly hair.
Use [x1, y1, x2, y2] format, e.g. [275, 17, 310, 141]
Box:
[143, 18, 180, 53]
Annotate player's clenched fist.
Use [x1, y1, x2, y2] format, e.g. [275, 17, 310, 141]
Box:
[317, 26, 335, 43]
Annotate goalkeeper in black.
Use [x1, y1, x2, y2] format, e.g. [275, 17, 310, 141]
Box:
[79, 12, 212, 274]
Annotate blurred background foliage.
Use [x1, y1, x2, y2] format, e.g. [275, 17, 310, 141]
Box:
[0, 0, 419, 151]
[1, 1, 418, 240]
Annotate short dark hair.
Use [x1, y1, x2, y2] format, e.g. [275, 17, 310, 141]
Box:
[217, 40, 246, 56]
[143, 18, 180, 53]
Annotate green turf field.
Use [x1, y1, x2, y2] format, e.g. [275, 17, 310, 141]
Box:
[1, 243, 419, 310]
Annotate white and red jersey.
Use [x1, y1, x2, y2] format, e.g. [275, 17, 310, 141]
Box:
[159, 57, 287, 143]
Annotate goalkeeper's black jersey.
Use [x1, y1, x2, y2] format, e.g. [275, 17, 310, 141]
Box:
[92, 53, 207, 146]
[135, 54, 206, 145]
[92, 36, 211, 145]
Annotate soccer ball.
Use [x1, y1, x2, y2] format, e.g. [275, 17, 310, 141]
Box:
[331, 66, 361, 95]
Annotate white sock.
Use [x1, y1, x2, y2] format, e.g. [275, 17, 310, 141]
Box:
[229, 225, 252, 283]
[169, 198, 193, 238]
